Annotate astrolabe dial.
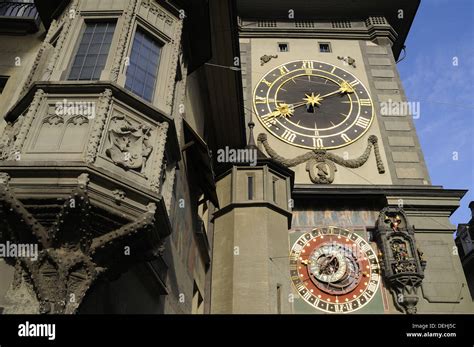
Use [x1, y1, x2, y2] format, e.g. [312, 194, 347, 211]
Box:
[290, 227, 381, 313]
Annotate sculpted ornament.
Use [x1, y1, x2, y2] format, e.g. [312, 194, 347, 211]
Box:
[373, 207, 426, 314]
[257, 133, 385, 184]
[105, 115, 153, 173]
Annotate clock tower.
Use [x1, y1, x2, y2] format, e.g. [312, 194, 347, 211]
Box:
[210, 0, 473, 314]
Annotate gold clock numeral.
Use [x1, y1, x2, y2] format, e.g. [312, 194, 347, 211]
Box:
[341, 133, 351, 143]
[255, 96, 267, 104]
[261, 113, 277, 126]
[282, 129, 297, 143]
[349, 80, 360, 87]
[261, 79, 272, 87]
[359, 99, 372, 106]
[313, 138, 323, 148]
[301, 60, 314, 70]
[279, 66, 290, 75]
[355, 116, 370, 128]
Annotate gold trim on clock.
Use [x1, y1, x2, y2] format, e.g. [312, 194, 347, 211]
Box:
[252, 60, 375, 150]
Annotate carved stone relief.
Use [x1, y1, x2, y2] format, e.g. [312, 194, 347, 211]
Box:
[257, 133, 385, 184]
[373, 207, 426, 314]
[0, 173, 164, 314]
[105, 115, 153, 173]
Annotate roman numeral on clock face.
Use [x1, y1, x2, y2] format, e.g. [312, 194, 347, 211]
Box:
[255, 96, 267, 104]
[279, 66, 290, 75]
[341, 133, 351, 143]
[301, 61, 314, 69]
[261, 114, 277, 126]
[282, 129, 296, 143]
[359, 99, 372, 106]
[313, 138, 323, 148]
[356, 116, 370, 128]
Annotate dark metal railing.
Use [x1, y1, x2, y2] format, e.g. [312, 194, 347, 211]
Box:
[0, 1, 38, 19]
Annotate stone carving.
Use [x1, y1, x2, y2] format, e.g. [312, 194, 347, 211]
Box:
[0, 173, 164, 314]
[260, 54, 278, 66]
[141, 0, 174, 25]
[257, 133, 385, 184]
[105, 115, 153, 173]
[85, 89, 113, 164]
[112, 189, 126, 204]
[373, 207, 426, 314]
[149, 122, 169, 192]
[42, 0, 79, 81]
[166, 19, 183, 107]
[110, 0, 139, 82]
[20, 17, 60, 95]
[8, 89, 45, 160]
[0, 116, 24, 160]
[337, 55, 356, 68]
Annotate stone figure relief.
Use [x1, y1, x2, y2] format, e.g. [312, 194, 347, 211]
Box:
[105, 115, 153, 173]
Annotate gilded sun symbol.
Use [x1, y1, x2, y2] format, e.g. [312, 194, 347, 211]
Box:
[303, 92, 323, 107]
[275, 103, 295, 118]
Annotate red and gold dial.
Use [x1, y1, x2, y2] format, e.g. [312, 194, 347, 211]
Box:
[290, 227, 381, 313]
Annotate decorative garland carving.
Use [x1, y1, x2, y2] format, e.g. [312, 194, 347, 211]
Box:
[0, 173, 165, 314]
[373, 207, 426, 314]
[7, 89, 45, 160]
[257, 133, 385, 184]
[110, 0, 139, 82]
[85, 88, 113, 163]
[149, 122, 169, 193]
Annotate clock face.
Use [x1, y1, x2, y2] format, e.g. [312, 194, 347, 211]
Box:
[253, 60, 374, 149]
[289, 227, 381, 313]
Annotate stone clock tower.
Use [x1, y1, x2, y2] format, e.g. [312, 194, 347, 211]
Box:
[210, 0, 473, 314]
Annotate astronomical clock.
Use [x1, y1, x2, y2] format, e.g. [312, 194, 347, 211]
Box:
[252, 60, 385, 313]
[289, 227, 381, 313]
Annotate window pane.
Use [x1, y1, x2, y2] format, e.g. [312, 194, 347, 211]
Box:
[68, 22, 116, 81]
[125, 28, 162, 102]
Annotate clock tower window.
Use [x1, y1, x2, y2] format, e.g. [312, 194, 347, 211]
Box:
[319, 42, 331, 53]
[278, 43, 289, 52]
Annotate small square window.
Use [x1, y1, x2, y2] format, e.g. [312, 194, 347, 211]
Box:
[0, 76, 9, 94]
[278, 43, 289, 52]
[319, 43, 331, 53]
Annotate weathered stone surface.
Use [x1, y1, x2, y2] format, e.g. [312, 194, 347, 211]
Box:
[388, 136, 415, 147]
[374, 81, 399, 90]
[368, 57, 391, 66]
[371, 69, 395, 78]
[392, 151, 420, 162]
[366, 46, 388, 54]
[385, 121, 411, 131]
[396, 167, 425, 179]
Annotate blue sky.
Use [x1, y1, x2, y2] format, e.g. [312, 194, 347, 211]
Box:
[397, 0, 474, 226]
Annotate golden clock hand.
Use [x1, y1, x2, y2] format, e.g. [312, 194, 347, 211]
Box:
[319, 81, 355, 99]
